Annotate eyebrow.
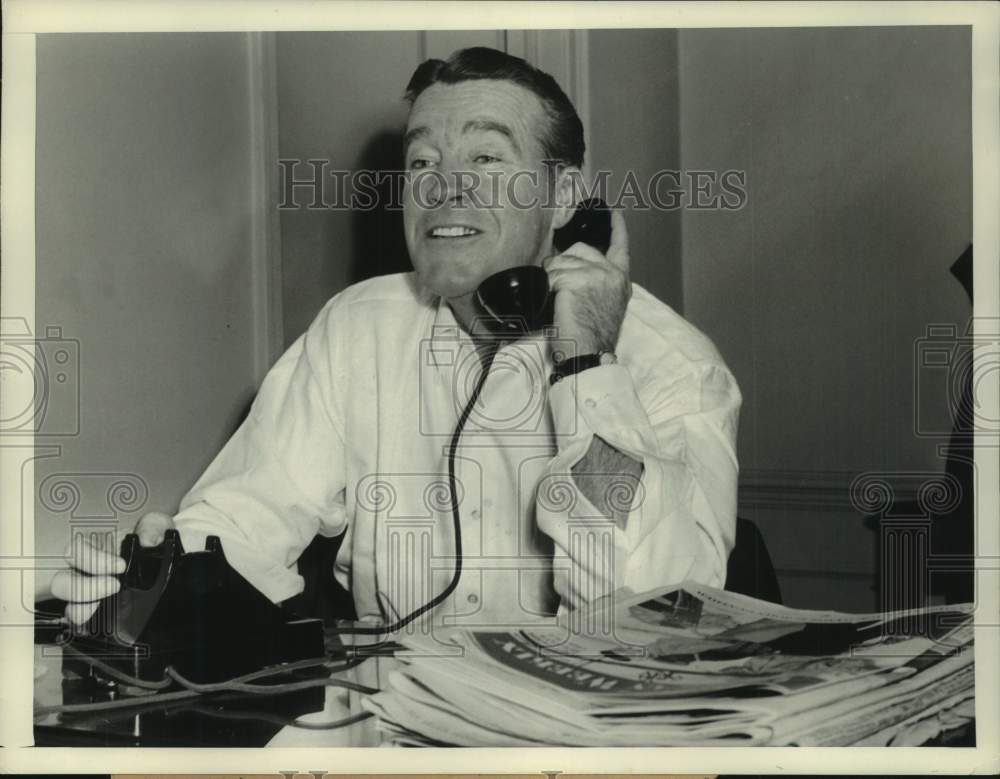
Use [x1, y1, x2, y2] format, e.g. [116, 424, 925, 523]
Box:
[462, 119, 520, 154]
[403, 125, 430, 150]
[403, 119, 521, 155]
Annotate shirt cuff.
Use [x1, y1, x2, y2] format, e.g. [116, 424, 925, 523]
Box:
[549, 363, 654, 452]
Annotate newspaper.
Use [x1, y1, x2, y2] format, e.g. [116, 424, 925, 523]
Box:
[362, 582, 974, 746]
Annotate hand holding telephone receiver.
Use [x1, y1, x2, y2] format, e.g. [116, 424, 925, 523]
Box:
[475, 198, 612, 333]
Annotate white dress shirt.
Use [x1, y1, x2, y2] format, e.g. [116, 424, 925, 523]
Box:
[172, 272, 741, 627]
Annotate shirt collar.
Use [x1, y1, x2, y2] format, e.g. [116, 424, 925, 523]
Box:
[429, 295, 472, 344]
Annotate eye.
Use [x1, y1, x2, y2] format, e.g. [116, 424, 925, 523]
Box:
[408, 158, 436, 170]
[474, 154, 502, 165]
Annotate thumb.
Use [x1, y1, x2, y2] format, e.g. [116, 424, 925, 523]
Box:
[135, 511, 175, 547]
[606, 208, 630, 272]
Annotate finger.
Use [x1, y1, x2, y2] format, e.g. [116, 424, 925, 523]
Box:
[547, 267, 600, 293]
[543, 253, 594, 273]
[554, 241, 607, 266]
[606, 209, 630, 272]
[547, 254, 619, 288]
[136, 511, 174, 547]
[50, 568, 121, 603]
[65, 600, 101, 627]
[64, 538, 126, 576]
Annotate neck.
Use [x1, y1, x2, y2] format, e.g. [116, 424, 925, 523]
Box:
[447, 292, 478, 333]
[446, 292, 496, 340]
[445, 293, 506, 368]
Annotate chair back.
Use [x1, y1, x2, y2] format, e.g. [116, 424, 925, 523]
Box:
[725, 517, 782, 604]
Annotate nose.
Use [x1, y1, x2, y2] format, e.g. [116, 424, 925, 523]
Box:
[415, 157, 470, 209]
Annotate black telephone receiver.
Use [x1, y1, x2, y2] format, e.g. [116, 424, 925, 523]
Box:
[475, 198, 612, 333]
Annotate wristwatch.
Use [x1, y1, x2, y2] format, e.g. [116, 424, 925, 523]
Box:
[549, 350, 617, 385]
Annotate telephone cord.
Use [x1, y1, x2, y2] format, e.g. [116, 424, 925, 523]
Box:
[339, 341, 500, 636]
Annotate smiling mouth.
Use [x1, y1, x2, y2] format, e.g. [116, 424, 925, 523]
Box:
[427, 225, 482, 238]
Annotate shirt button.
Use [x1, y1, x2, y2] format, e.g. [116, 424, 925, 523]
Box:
[467, 593, 479, 604]
[585, 398, 597, 408]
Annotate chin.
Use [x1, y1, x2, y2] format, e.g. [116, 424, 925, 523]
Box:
[413, 258, 489, 295]
[414, 267, 479, 301]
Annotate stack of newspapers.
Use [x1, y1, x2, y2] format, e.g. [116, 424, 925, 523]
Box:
[363, 583, 975, 746]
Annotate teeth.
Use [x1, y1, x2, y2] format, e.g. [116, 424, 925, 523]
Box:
[431, 226, 478, 237]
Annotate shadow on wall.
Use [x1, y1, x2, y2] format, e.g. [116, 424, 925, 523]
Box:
[349, 129, 411, 284]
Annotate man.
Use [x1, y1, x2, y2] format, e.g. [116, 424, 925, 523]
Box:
[54, 47, 741, 629]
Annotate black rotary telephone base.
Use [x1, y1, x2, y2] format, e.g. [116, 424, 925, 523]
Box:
[65, 530, 329, 685]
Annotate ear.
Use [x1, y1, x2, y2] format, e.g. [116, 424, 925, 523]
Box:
[549, 165, 581, 231]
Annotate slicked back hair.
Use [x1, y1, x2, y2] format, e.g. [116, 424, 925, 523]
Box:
[404, 46, 585, 169]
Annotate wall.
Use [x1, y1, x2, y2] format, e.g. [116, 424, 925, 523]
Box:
[276, 31, 421, 344]
[677, 27, 972, 609]
[588, 29, 683, 312]
[34, 34, 261, 558]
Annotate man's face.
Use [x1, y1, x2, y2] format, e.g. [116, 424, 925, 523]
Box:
[403, 80, 566, 302]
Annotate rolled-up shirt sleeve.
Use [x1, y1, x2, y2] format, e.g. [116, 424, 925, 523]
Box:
[538, 355, 741, 611]
[173, 309, 348, 604]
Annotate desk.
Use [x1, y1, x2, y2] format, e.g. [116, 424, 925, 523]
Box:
[34, 628, 975, 748]
[33, 640, 386, 747]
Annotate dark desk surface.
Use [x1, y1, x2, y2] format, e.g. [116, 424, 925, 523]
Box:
[33, 637, 381, 747]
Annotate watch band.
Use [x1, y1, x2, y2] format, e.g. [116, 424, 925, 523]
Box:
[549, 350, 617, 385]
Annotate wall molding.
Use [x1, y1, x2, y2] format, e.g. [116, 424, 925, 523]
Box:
[569, 30, 591, 178]
[504, 30, 592, 177]
[738, 468, 957, 514]
[772, 567, 876, 582]
[246, 31, 284, 384]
